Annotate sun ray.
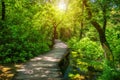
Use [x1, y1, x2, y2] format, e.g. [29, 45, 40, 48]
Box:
[58, 1, 66, 11]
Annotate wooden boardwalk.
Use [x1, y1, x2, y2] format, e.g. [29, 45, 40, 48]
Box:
[13, 40, 68, 80]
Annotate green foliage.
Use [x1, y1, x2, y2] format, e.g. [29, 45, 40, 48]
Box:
[67, 37, 103, 79]
[106, 25, 120, 64]
[65, 0, 120, 79]
[98, 60, 120, 80]
[68, 37, 103, 61]
[0, 0, 51, 63]
[0, 23, 51, 63]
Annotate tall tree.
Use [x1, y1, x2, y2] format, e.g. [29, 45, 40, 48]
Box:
[80, 0, 84, 39]
[1, 0, 5, 20]
[83, 0, 114, 66]
[52, 20, 61, 46]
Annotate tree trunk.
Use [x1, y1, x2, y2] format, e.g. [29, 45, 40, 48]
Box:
[53, 24, 57, 39]
[52, 24, 58, 47]
[80, 22, 83, 39]
[51, 19, 62, 47]
[2, 0, 5, 20]
[80, 0, 84, 39]
[91, 21, 114, 62]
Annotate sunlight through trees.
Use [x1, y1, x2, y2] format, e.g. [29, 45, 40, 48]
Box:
[58, 1, 66, 11]
[0, 0, 120, 80]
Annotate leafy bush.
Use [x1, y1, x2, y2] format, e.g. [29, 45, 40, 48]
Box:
[106, 26, 120, 64]
[0, 23, 51, 63]
[68, 37, 103, 61]
[98, 60, 120, 80]
[67, 37, 104, 79]
[0, 1, 52, 63]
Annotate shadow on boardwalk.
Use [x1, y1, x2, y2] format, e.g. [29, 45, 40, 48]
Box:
[13, 40, 68, 80]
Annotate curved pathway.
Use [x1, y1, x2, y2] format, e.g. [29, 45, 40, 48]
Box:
[13, 40, 68, 80]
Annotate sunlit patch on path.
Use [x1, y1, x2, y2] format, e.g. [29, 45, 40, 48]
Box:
[13, 40, 68, 80]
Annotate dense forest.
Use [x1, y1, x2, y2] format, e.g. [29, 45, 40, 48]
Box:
[0, 0, 120, 80]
